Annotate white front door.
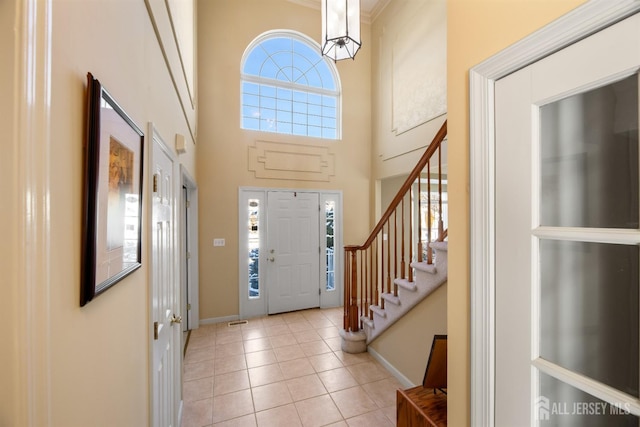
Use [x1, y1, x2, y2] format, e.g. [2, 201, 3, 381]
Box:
[495, 13, 640, 425]
[151, 129, 182, 427]
[267, 191, 320, 314]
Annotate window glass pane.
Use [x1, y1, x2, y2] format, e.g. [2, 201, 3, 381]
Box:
[322, 106, 336, 119]
[293, 124, 307, 136]
[293, 101, 307, 114]
[308, 105, 322, 117]
[322, 95, 336, 108]
[243, 49, 269, 75]
[316, 61, 335, 90]
[293, 91, 307, 103]
[308, 126, 322, 138]
[261, 108, 276, 122]
[242, 106, 258, 118]
[292, 68, 307, 85]
[260, 85, 276, 98]
[292, 113, 306, 125]
[309, 115, 322, 127]
[540, 73, 639, 228]
[261, 37, 289, 54]
[260, 118, 276, 132]
[243, 94, 259, 108]
[277, 121, 292, 134]
[260, 59, 279, 79]
[326, 201, 336, 291]
[323, 118, 337, 129]
[538, 372, 637, 426]
[277, 88, 292, 101]
[262, 96, 276, 110]
[539, 239, 639, 397]
[243, 82, 259, 95]
[322, 128, 336, 139]
[307, 70, 323, 88]
[308, 93, 322, 105]
[248, 199, 260, 298]
[243, 117, 259, 130]
[277, 99, 292, 112]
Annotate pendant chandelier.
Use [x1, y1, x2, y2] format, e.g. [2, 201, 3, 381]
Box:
[321, 0, 361, 61]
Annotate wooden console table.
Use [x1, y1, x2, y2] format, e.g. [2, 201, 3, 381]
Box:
[397, 386, 447, 427]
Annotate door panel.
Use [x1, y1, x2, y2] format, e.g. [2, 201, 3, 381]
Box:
[267, 191, 320, 314]
[151, 133, 181, 427]
[495, 13, 640, 425]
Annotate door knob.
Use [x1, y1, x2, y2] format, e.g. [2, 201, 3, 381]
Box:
[268, 257, 275, 262]
[170, 314, 182, 325]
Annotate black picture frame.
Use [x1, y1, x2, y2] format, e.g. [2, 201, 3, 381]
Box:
[81, 73, 144, 306]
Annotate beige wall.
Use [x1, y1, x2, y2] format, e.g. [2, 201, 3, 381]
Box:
[0, 0, 17, 424]
[196, 0, 372, 320]
[370, 0, 447, 182]
[446, 0, 587, 424]
[0, 0, 196, 424]
[369, 283, 447, 385]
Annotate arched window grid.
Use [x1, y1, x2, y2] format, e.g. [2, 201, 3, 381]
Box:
[241, 30, 342, 140]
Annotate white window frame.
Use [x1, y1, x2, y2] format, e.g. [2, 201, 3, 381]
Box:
[240, 30, 342, 140]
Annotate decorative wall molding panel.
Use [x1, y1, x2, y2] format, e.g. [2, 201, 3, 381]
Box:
[248, 140, 335, 181]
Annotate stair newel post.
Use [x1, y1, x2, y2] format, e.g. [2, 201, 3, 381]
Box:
[393, 209, 398, 297]
[427, 161, 433, 265]
[343, 247, 350, 330]
[344, 246, 360, 332]
[417, 176, 422, 263]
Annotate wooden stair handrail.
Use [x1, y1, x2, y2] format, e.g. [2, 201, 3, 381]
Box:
[350, 120, 447, 252]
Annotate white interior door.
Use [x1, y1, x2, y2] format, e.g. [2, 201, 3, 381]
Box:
[267, 191, 320, 314]
[495, 13, 640, 426]
[151, 129, 182, 427]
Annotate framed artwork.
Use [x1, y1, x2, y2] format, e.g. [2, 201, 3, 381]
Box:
[81, 72, 144, 306]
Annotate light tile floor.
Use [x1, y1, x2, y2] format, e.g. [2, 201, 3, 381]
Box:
[181, 307, 400, 427]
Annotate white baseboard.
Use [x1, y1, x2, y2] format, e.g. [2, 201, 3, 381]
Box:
[199, 315, 240, 326]
[367, 346, 416, 389]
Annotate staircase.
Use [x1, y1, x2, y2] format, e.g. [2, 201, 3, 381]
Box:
[340, 121, 448, 352]
[361, 241, 447, 343]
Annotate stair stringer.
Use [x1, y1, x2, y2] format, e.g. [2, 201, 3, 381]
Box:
[362, 242, 448, 344]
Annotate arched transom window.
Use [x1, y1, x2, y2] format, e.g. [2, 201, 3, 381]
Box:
[241, 30, 341, 140]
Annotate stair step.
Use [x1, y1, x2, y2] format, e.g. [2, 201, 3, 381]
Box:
[369, 305, 386, 318]
[430, 241, 448, 252]
[381, 292, 400, 305]
[360, 315, 374, 328]
[410, 262, 437, 274]
[394, 278, 417, 291]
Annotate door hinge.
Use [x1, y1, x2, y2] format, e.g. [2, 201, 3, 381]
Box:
[186, 251, 191, 260]
[153, 174, 159, 193]
[153, 321, 159, 340]
[186, 200, 191, 208]
[319, 288, 321, 295]
[187, 303, 192, 311]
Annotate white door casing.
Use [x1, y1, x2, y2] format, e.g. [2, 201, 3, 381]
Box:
[238, 188, 343, 318]
[267, 191, 320, 314]
[181, 165, 199, 331]
[470, 2, 640, 425]
[495, 14, 640, 424]
[150, 125, 182, 427]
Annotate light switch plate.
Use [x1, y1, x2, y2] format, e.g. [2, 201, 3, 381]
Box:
[213, 238, 225, 247]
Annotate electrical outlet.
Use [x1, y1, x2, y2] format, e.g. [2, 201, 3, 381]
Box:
[213, 238, 225, 247]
